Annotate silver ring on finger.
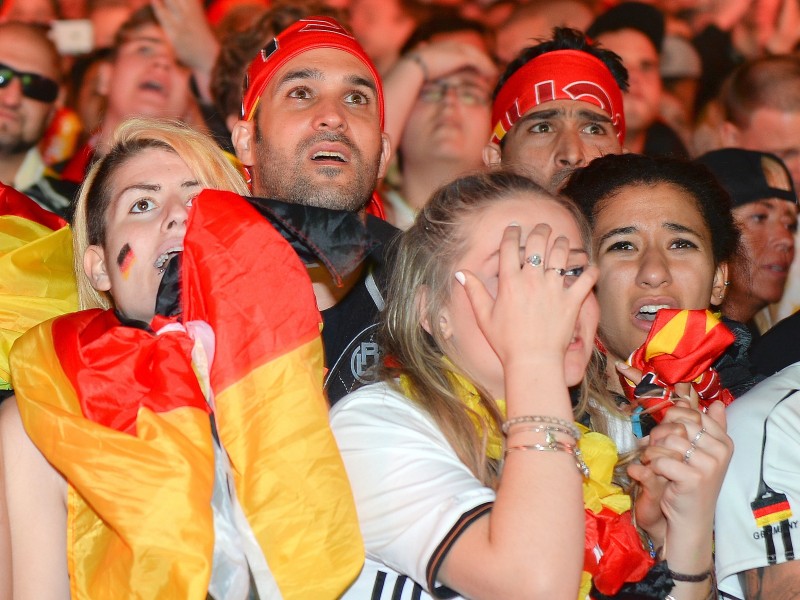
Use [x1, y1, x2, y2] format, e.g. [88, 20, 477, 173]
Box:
[526, 254, 543, 268]
[546, 267, 566, 276]
[683, 443, 697, 464]
[691, 427, 707, 447]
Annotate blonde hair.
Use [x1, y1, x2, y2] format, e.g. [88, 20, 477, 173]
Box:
[72, 117, 249, 310]
[381, 169, 592, 487]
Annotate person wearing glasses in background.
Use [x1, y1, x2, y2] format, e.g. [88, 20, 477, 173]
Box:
[379, 15, 496, 229]
[0, 22, 71, 217]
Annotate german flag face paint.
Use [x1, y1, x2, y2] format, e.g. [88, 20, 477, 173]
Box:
[117, 243, 134, 279]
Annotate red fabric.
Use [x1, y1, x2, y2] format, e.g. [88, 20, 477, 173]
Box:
[52, 310, 209, 435]
[0, 183, 66, 230]
[60, 141, 95, 184]
[621, 309, 735, 421]
[51, 189, 322, 434]
[181, 189, 320, 392]
[241, 16, 384, 129]
[585, 508, 654, 596]
[491, 49, 625, 144]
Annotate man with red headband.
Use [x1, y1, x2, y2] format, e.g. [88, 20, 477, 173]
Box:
[231, 16, 397, 404]
[484, 27, 629, 192]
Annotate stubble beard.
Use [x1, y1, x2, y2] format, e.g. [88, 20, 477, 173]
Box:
[251, 127, 381, 212]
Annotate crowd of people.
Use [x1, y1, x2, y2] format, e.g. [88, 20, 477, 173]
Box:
[1, 0, 800, 599]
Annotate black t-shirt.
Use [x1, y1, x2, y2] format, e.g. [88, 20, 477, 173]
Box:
[323, 215, 398, 404]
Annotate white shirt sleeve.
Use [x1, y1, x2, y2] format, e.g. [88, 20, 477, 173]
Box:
[715, 364, 800, 598]
[330, 382, 496, 594]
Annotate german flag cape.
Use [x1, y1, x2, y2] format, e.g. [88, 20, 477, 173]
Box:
[1, 184, 77, 389]
[11, 190, 363, 599]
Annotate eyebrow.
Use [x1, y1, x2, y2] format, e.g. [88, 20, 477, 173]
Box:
[118, 180, 200, 196]
[598, 222, 706, 245]
[276, 68, 377, 94]
[515, 106, 613, 129]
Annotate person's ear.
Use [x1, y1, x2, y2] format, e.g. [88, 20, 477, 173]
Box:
[710, 262, 729, 306]
[417, 285, 452, 340]
[84, 245, 111, 292]
[232, 119, 256, 165]
[483, 141, 501, 167]
[377, 132, 392, 180]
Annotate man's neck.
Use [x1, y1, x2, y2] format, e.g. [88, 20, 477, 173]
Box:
[310, 261, 366, 311]
[0, 151, 28, 187]
[401, 157, 471, 212]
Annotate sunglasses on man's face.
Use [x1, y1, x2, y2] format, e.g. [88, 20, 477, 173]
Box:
[0, 63, 59, 103]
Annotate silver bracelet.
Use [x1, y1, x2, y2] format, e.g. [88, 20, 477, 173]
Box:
[505, 424, 577, 439]
[504, 440, 590, 477]
[502, 414, 580, 439]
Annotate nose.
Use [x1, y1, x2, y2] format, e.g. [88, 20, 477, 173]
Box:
[774, 223, 795, 253]
[636, 246, 672, 288]
[553, 129, 587, 168]
[162, 197, 190, 232]
[312, 95, 347, 131]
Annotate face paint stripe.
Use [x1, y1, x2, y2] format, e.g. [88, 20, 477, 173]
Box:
[117, 243, 134, 279]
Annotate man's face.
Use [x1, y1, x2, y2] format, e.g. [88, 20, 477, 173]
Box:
[234, 47, 390, 212]
[0, 27, 59, 157]
[484, 99, 623, 192]
[726, 108, 800, 190]
[594, 29, 661, 138]
[400, 69, 491, 171]
[101, 24, 192, 123]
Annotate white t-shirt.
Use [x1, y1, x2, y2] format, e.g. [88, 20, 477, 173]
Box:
[330, 382, 496, 599]
[715, 363, 800, 598]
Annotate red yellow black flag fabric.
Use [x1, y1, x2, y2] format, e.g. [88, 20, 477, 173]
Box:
[620, 309, 735, 421]
[11, 190, 363, 598]
[0, 183, 77, 389]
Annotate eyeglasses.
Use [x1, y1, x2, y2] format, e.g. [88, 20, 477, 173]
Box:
[418, 81, 490, 106]
[0, 63, 59, 103]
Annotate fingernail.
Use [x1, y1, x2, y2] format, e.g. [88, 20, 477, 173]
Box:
[615, 361, 629, 370]
[454, 271, 466, 285]
[508, 221, 520, 227]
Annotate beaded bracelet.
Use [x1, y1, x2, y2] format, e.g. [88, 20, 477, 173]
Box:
[405, 52, 429, 82]
[504, 424, 577, 440]
[505, 440, 590, 477]
[502, 415, 580, 439]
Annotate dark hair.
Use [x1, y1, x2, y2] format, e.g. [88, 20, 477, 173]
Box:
[211, 0, 343, 121]
[400, 9, 493, 56]
[561, 153, 740, 265]
[720, 55, 800, 129]
[111, 5, 160, 56]
[493, 27, 629, 101]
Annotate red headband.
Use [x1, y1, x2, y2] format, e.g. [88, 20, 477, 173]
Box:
[491, 50, 625, 145]
[241, 16, 384, 129]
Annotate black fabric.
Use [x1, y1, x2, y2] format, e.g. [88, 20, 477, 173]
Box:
[642, 121, 689, 159]
[247, 196, 382, 285]
[696, 148, 797, 208]
[591, 559, 674, 599]
[154, 253, 182, 319]
[714, 316, 765, 397]
[751, 311, 800, 376]
[323, 215, 398, 404]
[23, 175, 79, 221]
